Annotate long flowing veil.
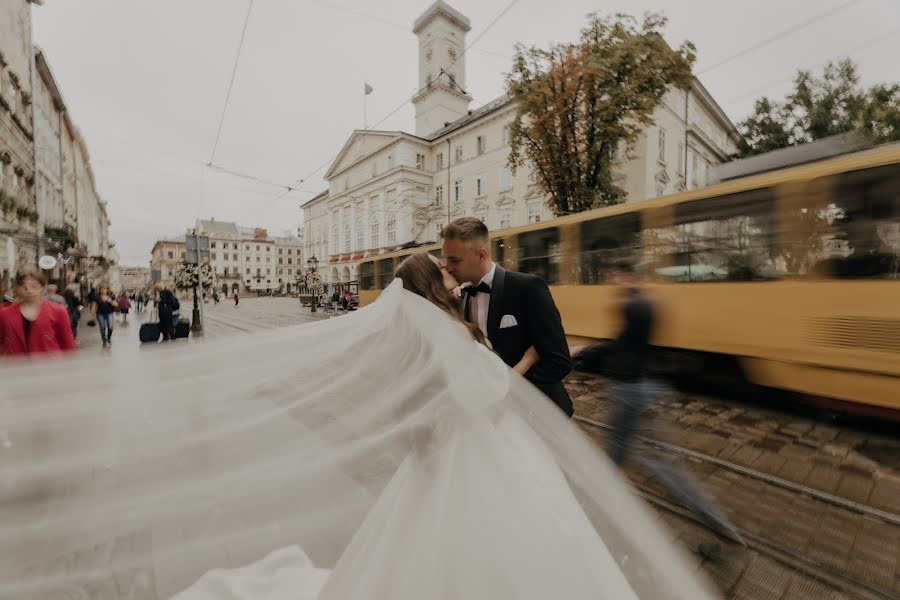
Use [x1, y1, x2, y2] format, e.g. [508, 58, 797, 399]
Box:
[0, 281, 716, 599]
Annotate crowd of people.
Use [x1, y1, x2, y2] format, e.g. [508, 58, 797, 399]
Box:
[0, 273, 157, 354]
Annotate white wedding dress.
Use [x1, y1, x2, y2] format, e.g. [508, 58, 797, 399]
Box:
[0, 281, 715, 600]
[174, 349, 639, 599]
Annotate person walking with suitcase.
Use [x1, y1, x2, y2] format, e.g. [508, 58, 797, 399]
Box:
[155, 283, 178, 341]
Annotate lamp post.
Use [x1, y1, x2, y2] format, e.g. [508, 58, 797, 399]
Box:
[306, 255, 319, 313]
[191, 270, 202, 333]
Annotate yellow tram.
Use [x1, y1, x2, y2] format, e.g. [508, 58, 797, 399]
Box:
[359, 143, 900, 413]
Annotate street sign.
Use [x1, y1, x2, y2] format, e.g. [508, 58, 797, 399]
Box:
[38, 255, 57, 270]
[186, 234, 210, 264]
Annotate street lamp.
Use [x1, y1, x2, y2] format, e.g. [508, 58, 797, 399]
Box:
[306, 255, 319, 313]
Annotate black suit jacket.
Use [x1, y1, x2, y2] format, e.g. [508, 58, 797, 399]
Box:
[465, 266, 573, 417]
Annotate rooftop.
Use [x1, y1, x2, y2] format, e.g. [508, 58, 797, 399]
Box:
[413, 0, 471, 34]
[425, 95, 514, 140]
[197, 219, 240, 237]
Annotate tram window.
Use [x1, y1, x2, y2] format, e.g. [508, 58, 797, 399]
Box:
[376, 258, 394, 289]
[809, 165, 900, 279]
[493, 237, 506, 268]
[579, 213, 641, 284]
[518, 228, 560, 284]
[646, 189, 777, 282]
[359, 261, 375, 290]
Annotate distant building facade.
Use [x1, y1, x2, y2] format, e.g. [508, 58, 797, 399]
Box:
[302, 0, 742, 286]
[119, 266, 151, 293]
[150, 238, 185, 290]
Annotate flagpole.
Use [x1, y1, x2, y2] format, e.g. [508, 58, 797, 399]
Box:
[363, 82, 373, 130]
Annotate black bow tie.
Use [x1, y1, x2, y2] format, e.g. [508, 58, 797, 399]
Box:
[463, 282, 491, 297]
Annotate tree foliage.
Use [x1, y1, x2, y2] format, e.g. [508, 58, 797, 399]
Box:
[174, 262, 216, 290]
[506, 13, 695, 215]
[739, 59, 900, 156]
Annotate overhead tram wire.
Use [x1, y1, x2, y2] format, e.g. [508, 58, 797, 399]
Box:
[264, 0, 523, 211]
[208, 0, 255, 166]
[697, 0, 866, 75]
[207, 164, 293, 190]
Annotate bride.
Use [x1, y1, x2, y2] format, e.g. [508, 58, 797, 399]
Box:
[0, 253, 714, 599]
[173, 253, 710, 600]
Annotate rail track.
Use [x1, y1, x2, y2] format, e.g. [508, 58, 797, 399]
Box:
[575, 416, 900, 600]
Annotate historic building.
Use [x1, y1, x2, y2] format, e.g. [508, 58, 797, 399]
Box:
[302, 0, 741, 286]
[1, 1, 116, 294]
[0, 0, 40, 290]
[150, 237, 185, 291]
[189, 219, 304, 295]
[118, 265, 151, 293]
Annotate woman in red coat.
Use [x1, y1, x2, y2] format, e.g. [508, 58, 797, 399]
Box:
[0, 271, 76, 355]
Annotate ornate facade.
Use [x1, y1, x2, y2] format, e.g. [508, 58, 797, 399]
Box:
[302, 1, 742, 286]
[0, 1, 116, 295]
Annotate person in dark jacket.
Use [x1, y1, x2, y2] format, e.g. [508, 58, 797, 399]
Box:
[155, 283, 178, 341]
[574, 263, 743, 554]
[62, 284, 83, 339]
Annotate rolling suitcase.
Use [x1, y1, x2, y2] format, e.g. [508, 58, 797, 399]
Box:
[174, 318, 191, 339]
[139, 321, 160, 343]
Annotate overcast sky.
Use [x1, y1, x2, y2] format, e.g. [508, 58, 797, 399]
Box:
[30, 0, 899, 266]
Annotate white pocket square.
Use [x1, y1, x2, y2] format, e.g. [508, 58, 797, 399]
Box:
[499, 314, 518, 329]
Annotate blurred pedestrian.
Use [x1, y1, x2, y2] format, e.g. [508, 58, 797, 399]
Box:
[574, 262, 743, 555]
[0, 271, 75, 355]
[91, 285, 118, 348]
[136, 292, 144, 313]
[155, 283, 178, 341]
[62, 284, 83, 339]
[117, 292, 131, 323]
[233, 292, 239, 308]
[43, 284, 66, 306]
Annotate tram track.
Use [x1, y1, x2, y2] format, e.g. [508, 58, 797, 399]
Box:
[638, 489, 897, 600]
[575, 416, 900, 526]
[575, 416, 900, 600]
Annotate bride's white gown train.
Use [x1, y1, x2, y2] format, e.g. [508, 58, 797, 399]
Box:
[0, 281, 715, 600]
[177, 352, 638, 599]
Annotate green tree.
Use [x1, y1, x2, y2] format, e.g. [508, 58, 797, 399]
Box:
[506, 13, 695, 215]
[738, 59, 900, 156]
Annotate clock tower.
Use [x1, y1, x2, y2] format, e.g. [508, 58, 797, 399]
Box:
[412, 1, 473, 137]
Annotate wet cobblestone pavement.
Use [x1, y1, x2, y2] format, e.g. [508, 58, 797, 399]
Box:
[568, 373, 900, 599]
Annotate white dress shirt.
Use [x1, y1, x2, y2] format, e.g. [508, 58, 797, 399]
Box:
[466, 262, 496, 338]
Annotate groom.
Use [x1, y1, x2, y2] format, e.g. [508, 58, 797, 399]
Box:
[441, 218, 573, 417]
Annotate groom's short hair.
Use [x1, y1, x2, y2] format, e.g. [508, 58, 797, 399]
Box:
[442, 217, 489, 248]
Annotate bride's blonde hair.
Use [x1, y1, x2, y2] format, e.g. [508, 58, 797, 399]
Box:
[396, 252, 486, 346]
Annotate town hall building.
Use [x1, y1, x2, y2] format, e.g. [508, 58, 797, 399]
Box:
[303, 0, 742, 287]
